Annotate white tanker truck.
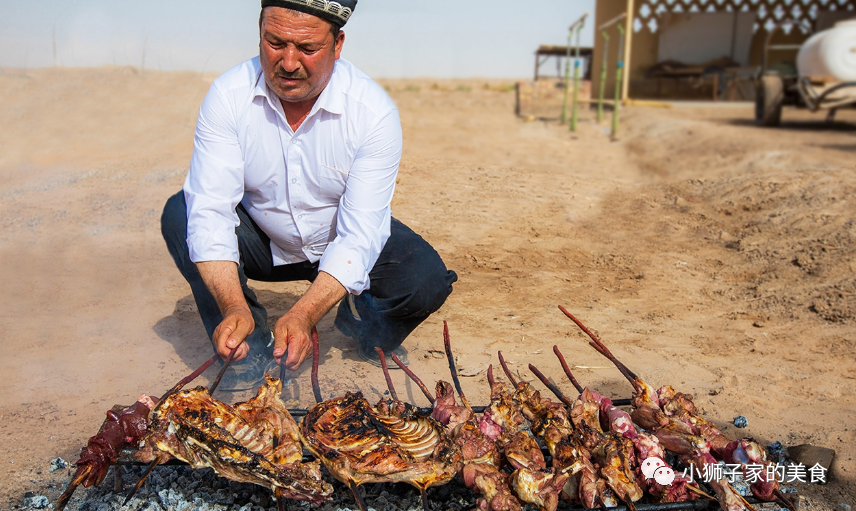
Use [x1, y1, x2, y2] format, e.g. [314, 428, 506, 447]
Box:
[756, 19, 856, 126]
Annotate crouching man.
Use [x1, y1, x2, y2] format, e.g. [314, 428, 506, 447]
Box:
[161, 0, 456, 389]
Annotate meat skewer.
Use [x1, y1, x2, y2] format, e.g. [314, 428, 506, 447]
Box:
[528, 362, 640, 510]
[375, 347, 399, 402]
[550, 347, 710, 503]
[376, 347, 432, 511]
[559, 306, 757, 511]
[437, 327, 522, 511]
[391, 352, 434, 404]
[443, 321, 472, 410]
[311, 327, 322, 404]
[55, 351, 221, 511]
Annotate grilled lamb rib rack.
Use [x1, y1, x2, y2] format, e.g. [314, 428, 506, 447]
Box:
[138, 374, 333, 504]
[301, 333, 462, 511]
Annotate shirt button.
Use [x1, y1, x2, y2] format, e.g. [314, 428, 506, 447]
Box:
[299, 214, 304, 219]
[291, 178, 297, 184]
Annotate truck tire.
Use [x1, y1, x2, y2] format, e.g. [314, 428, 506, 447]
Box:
[755, 74, 784, 127]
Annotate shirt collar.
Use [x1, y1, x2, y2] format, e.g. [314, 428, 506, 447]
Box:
[253, 58, 345, 118]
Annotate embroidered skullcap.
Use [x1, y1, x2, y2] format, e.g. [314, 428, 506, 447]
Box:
[261, 0, 357, 27]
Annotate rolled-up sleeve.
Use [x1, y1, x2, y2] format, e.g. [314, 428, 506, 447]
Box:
[184, 83, 245, 264]
[318, 108, 402, 294]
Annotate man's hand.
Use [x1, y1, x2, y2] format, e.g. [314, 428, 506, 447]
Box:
[212, 307, 255, 361]
[272, 271, 346, 370]
[273, 313, 313, 370]
[196, 260, 255, 362]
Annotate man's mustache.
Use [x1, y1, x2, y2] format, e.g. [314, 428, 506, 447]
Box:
[275, 68, 307, 80]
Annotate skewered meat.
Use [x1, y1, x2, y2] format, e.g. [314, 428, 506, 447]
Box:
[140, 375, 332, 503]
[74, 397, 156, 487]
[560, 306, 758, 511]
[433, 380, 475, 431]
[301, 391, 461, 490]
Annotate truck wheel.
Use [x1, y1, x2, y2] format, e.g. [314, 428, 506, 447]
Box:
[755, 74, 784, 127]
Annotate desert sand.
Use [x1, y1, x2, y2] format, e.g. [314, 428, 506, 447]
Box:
[0, 66, 854, 509]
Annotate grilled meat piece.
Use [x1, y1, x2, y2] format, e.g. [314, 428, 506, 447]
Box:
[432, 380, 474, 432]
[463, 462, 523, 511]
[479, 378, 524, 442]
[553, 437, 599, 507]
[510, 467, 570, 511]
[504, 431, 546, 471]
[301, 392, 461, 490]
[530, 401, 574, 458]
[74, 396, 156, 488]
[140, 375, 332, 504]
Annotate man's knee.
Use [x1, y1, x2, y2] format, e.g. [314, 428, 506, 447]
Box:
[396, 261, 457, 319]
[161, 191, 188, 257]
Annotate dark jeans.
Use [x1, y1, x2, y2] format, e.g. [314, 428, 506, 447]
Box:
[160, 191, 457, 355]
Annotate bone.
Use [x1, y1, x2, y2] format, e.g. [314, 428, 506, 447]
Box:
[552, 345, 584, 394]
[392, 353, 434, 404]
[487, 364, 496, 387]
[375, 347, 399, 401]
[443, 321, 472, 410]
[497, 351, 518, 386]
[311, 327, 322, 404]
[528, 364, 575, 408]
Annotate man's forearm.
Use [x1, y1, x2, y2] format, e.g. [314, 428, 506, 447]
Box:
[196, 260, 250, 316]
[292, 271, 347, 325]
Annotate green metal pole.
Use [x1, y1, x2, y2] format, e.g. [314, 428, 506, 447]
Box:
[560, 30, 572, 125]
[570, 19, 585, 132]
[598, 30, 609, 124]
[612, 22, 625, 139]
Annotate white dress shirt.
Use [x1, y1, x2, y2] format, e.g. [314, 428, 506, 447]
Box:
[184, 56, 402, 295]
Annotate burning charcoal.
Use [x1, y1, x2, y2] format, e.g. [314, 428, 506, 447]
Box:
[733, 416, 748, 428]
[49, 457, 68, 472]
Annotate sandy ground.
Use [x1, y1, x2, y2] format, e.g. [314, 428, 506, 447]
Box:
[1, 66, 854, 509]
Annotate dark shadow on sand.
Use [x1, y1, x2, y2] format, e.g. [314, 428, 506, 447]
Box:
[725, 117, 856, 132]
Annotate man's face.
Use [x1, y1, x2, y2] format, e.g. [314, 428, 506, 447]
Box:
[259, 7, 344, 105]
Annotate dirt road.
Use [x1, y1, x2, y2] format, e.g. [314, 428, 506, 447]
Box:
[0, 67, 853, 509]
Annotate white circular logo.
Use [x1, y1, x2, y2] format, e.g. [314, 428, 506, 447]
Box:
[653, 466, 676, 486]
[641, 457, 666, 479]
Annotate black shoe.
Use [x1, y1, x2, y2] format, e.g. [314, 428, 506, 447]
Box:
[357, 344, 409, 368]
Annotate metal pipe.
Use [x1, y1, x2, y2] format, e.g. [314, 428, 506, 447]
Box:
[599, 12, 626, 31]
[612, 21, 625, 138]
[568, 13, 588, 30]
[563, 13, 589, 126]
[561, 31, 572, 124]
[598, 30, 610, 123]
[570, 16, 587, 132]
[622, 0, 635, 102]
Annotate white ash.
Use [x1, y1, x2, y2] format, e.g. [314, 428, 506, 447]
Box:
[63, 465, 480, 511]
[50, 458, 69, 473]
[23, 495, 49, 509]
